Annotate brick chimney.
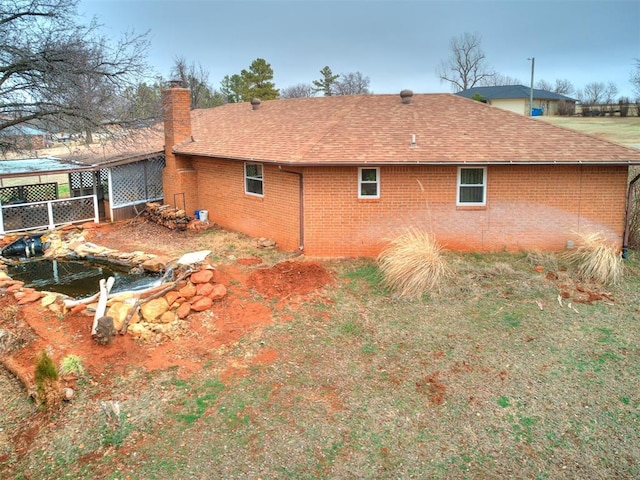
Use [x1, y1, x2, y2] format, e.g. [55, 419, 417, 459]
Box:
[161, 82, 198, 214]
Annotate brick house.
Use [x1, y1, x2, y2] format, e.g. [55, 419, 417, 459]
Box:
[161, 85, 640, 257]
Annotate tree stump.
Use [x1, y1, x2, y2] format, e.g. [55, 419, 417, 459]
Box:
[93, 316, 116, 345]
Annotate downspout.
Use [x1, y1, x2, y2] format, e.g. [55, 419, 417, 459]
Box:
[622, 172, 640, 259]
[278, 166, 304, 251]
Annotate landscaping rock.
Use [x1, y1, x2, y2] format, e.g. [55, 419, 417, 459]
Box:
[141, 257, 167, 272]
[190, 297, 214, 312]
[179, 282, 197, 299]
[191, 269, 214, 284]
[196, 282, 214, 297]
[209, 283, 228, 300]
[165, 290, 183, 307]
[17, 291, 43, 305]
[176, 302, 191, 319]
[140, 298, 169, 322]
[106, 301, 136, 331]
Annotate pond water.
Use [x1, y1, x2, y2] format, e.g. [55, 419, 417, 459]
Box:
[6, 258, 162, 298]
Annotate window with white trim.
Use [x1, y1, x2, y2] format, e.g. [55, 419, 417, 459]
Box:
[245, 162, 264, 196]
[457, 167, 486, 205]
[358, 167, 380, 199]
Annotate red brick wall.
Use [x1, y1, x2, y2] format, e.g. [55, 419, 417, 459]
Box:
[301, 164, 628, 256]
[192, 158, 302, 251]
[182, 156, 628, 257]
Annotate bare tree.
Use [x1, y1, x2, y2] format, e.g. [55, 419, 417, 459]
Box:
[0, 0, 149, 151]
[480, 73, 522, 87]
[603, 81, 618, 104]
[536, 79, 554, 91]
[437, 32, 495, 92]
[171, 56, 225, 109]
[580, 81, 608, 104]
[280, 83, 315, 99]
[554, 78, 574, 95]
[631, 59, 640, 98]
[334, 72, 371, 95]
[536, 78, 574, 95]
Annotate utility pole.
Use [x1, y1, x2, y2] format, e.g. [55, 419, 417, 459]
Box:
[528, 57, 535, 116]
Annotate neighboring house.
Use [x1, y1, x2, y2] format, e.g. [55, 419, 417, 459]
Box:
[1, 124, 49, 151]
[456, 85, 576, 116]
[161, 85, 640, 257]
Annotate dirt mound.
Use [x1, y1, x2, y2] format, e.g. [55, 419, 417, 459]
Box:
[247, 261, 333, 299]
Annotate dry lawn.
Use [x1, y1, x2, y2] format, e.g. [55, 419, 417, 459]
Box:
[2, 239, 640, 479]
[536, 115, 640, 147]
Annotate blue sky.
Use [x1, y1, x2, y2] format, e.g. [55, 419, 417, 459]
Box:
[79, 0, 639, 98]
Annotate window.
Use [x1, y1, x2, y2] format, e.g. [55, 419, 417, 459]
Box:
[457, 167, 486, 206]
[358, 167, 380, 199]
[245, 162, 263, 196]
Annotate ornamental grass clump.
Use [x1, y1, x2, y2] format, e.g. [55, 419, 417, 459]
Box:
[59, 354, 86, 378]
[377, 228, 451, 299]
[565, 232, 624, 285]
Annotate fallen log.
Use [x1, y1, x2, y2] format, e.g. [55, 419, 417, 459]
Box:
[63, 281, 168, 310]
[119, 268, 193, 335]
[91, 277, 115, 336]
[1, 355, 36, 399]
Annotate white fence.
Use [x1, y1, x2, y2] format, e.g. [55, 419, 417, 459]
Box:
[0, 195, 98, 234]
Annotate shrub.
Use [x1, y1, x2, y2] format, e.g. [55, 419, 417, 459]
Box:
[377, 228, 451, 299]
[557, 100, 575, 116]
[619, 97, 630, 117]
[34, 350, 62, 408]
[564, 232, 624, 285]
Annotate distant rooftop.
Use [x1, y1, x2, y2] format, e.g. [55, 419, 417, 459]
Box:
[0, 157, 91, 177]
[456, 85, 576, 101]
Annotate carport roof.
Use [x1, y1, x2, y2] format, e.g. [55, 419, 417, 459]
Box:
[0, 157, 92, 178]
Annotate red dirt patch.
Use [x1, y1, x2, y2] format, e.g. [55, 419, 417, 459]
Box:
[247, 261, 334, 299]
[416, 372, 447, 405]
[1, 228, 334, 383]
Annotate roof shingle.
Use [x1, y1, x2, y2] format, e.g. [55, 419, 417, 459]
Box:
[175, 93, 640, 165]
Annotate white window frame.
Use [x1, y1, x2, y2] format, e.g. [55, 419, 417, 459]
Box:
[244, 162, 264, 197]
[457, 167, 486, 206]
[358, 167, 380, 199]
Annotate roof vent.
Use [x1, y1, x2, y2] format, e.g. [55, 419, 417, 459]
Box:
[400, 89, 413, 104]
[251, 98, 261, 110]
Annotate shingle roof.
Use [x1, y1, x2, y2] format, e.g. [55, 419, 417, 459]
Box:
[176, 93, 640, 165]
[456, 85, 576, 101]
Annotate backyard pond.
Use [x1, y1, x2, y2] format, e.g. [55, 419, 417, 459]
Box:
[6, 257, 162, 298]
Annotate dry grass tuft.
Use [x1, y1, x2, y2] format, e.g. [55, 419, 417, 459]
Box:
[527, 250, 559, 272]
[377, 228, 451, 298]
[564, 232, 624, 285]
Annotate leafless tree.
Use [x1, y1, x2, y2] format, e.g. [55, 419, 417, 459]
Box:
[536, 78, 574, 95]
[579, 81, 607, 104]
[334, 72, 371, 95]
[171, 56, 225, 109]
[0, 0, 149, 151]
[480, 73, 521, 87]
[553, 79, 574, 95]
[436, 32, 496, 92]
[280, 83, 315, 99]
[603, 81, 618, 104]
